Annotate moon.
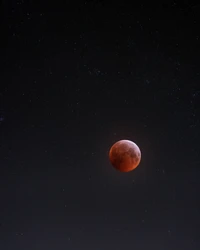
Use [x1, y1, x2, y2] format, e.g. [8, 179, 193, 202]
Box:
[109, 140, 141, 172]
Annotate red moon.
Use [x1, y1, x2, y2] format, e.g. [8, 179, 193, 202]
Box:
[109, 140, 141, 172]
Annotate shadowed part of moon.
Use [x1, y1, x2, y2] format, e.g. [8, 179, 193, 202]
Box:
[109, 140, 141, 172]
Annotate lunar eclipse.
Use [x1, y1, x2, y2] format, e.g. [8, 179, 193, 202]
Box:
[109, 140, 141, 172]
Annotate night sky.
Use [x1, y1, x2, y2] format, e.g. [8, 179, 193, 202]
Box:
[1, 1, 200, 249]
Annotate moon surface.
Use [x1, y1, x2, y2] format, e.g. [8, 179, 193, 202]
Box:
[109, 140, 141, 172]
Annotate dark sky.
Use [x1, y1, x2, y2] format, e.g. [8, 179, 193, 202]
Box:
[1, 1, 200, 249]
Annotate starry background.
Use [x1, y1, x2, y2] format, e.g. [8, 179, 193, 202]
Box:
[0, 1, 200, 249]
